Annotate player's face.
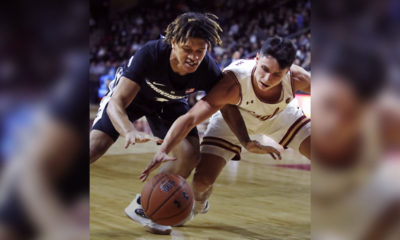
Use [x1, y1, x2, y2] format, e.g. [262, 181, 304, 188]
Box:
[254, 54, 289, 91]
[171, 38, 208, 74]
[312, 72, 367, 155]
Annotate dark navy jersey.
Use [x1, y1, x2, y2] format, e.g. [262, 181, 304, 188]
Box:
[115, 39, 222, 106]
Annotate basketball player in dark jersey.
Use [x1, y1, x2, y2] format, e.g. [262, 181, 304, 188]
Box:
[90, 12, 223, 234]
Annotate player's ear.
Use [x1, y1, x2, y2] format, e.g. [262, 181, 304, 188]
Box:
[256, 53, 260, 62]
[171, 40, 177, 50]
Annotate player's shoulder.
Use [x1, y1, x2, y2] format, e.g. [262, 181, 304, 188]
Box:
[123, 39, 169, 70]
[199, 52, 218, 68]
[197, 53, 222, 76]
[223, 59, 255, 79]
[142, 38, 167, 49]
[138, 39, 170, 58]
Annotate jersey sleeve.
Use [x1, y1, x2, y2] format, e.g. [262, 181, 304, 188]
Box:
[199, 55, 223, 93]
[121, 43, 154, 87]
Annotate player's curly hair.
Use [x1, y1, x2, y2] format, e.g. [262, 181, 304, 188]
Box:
[164, 12, 223, 48]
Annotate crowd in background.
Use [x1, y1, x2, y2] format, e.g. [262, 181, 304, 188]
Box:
[89, 0, 311, 103]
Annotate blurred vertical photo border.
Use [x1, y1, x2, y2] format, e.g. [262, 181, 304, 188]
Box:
[312, 0, 400, 239]
[0, 0, 89, 239]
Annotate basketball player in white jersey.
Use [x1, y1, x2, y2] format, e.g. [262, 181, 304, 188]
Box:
[129, 37, 310, 228]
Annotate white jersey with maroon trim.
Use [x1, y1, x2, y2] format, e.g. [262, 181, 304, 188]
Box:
[200, 59, 310, 161]
[224, 59, 295, 124]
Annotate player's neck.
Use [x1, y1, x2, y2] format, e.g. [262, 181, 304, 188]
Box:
[252, 76, 283, 104]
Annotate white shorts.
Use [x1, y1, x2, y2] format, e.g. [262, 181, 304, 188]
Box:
[200, 104, 311, 161]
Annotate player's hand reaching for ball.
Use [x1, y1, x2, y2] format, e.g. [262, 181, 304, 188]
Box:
[243, 140, 282, 160]
[124, 130, 163, 149]
[140, 151, 177, 182]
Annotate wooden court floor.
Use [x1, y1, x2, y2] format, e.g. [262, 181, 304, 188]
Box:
[90, 138, 310, 240]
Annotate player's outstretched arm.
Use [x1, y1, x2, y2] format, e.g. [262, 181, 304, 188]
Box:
[290, 64, 311, 94]
[221, 104, 281, 160]
[140, 72, 241, 181]
[107, 77, 161, 148]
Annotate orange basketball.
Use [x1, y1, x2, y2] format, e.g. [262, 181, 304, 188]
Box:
[141, 173, 194, 226]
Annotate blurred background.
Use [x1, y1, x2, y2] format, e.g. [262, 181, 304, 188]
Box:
[0, 1, 89, 239]
[89, 0, 311, 105]
[88, 0, 311, 141]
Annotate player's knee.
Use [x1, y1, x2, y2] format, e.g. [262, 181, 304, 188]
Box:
[192, 151, 201, 166]
[90, 141, 107, 163]
[183, 148, 201, 170]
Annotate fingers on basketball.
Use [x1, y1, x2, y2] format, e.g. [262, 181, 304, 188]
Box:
[140, 156, 177, 182]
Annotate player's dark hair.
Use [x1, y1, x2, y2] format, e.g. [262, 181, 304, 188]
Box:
[260, 37, 296, 69]
[319, 43, 386, 101]
[164, 12, 222, 48]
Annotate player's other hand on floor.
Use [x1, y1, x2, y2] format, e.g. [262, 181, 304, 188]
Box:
[243, 140, 282, 160]
[124, 130, 163, 149]
[139, 151, 177, 182]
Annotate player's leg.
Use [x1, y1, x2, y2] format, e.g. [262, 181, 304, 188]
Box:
[190, 112, 241, 214]
[158, 135, 200, 178]
[266, 103, 311, 160]
[125, 102, 200, 234]
[149, 101, 201, 179]
[90, 99, 120, 163]
[90, 101, 141, 163]
[89, 130, 114, 163]
[299, 135, 311, 159]
[192, 153, 227, 212]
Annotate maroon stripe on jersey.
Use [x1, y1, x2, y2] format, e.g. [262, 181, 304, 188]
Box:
[202, 136, 242, 150]
[201, 141, 241, 160]
[283, 119, 311, 149]
[270, 107, 280, 119]
[279, 115, 306, 145]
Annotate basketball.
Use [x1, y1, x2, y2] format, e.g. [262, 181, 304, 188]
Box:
[141, 173, 194, 226]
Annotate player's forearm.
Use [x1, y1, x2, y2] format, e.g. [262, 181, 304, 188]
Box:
[159, 114, 197, 154]
[220, 104, 251, 146]
[107, 99, 136, 136]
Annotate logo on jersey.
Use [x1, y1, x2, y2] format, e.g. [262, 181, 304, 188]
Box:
[235, 60, 245, 66]
[155, 97, 169, 102]
[240, 107, 281, 121]
[145, 79, 186, 100]
[152, 82, 166, 87]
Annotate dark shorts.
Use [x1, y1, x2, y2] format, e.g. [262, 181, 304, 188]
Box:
[92, 100, 198, 142]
